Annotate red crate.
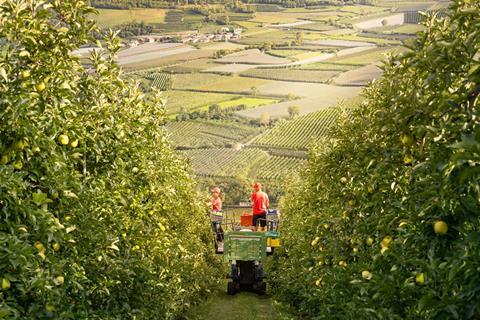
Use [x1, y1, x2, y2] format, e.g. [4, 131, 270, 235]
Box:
[241, 214, 253, 226]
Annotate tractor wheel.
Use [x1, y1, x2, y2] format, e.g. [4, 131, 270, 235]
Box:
[227, 281, 237, 295]
[255, 281, 266, 295]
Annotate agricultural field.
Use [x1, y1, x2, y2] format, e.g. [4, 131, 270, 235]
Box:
[199, 42, 246, 51]
[203, 63, 256, 74]
[182, 147, 305, 181]
[172, 73, 269, 93]
[385, 24, 426, 34]
[121, 49, 215, 71]
[326, 46, 405, 65]
[183, 148, 270, 177]
[129, 71, 173, 91]
[252, 156, 306, 180]
[217, 49, 290, 65]
[249, 80, 361, 101]
[94, 8, 166, 27]
[298, 62, 357, 71]
[240, 68, 340, 83]
[338, 5, 390, 14]
[166, 120, 261, 149]
[250, 107, 351, 150]
[333, 63, 383, 86]
[161, 58, 215, 73]
[206, 97, 278, 110]
[306, 39, 376, 47]
[291, 22, 338, 32]
[236, 30, 296, 46]
[267, 49, 312, 59]
[162, 91, 239, 115]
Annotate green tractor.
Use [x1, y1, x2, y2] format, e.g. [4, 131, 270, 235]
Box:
[211, 209, 280, 295]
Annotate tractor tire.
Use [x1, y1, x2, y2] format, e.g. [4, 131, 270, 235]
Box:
[254, 281, 266, 295]
[227, 281, 237, 295]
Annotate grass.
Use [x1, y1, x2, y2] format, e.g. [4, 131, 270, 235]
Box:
[94, 8, 166, 27]
[182, 282, 296, 320]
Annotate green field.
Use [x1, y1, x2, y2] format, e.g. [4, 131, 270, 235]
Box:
[167, 120, 261, 149]
[173, 73, 269, 93]
[209, 97, 278, 110]
[163, 90, 239, 114]
[250, 107, 351, 150]
[94, 8, 166, 27]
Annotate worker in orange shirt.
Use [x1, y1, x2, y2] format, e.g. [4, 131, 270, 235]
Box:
[251, 182, 269, 232]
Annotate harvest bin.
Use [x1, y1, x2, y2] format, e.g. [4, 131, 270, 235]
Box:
[240, 214, 253, 226]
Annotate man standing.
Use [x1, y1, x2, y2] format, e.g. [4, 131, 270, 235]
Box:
[251, 182, 269, 232]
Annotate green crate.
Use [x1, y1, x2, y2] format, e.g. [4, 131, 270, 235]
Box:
[223, 231, 266, 263]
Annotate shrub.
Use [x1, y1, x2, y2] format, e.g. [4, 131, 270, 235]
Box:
[271, 1, 480, 319]
[0, 1, 218, 318]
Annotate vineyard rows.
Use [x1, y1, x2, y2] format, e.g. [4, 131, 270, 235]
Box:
[183, 148, 304, 180]
[251, 107, 351, 150]
[183, 148, 269, 177]
[166, 120, 259, 148]
[240, 68, 339, 83]
[145, 72, 173, 90]
[254, 155, 306, 180]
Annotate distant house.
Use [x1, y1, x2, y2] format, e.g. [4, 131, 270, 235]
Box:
[220, 27, 230, 33]
[127, 40, 139, 47]
[233, 28, 243, 35]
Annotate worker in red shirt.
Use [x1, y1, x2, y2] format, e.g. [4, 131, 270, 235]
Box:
[251, 182, 269, 232]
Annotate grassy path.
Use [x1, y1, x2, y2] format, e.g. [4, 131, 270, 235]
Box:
[181, 282, 298, 320]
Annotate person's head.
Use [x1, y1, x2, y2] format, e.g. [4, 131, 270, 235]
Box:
[211, 187, 221, 198]
[252, 182, 261, 192]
